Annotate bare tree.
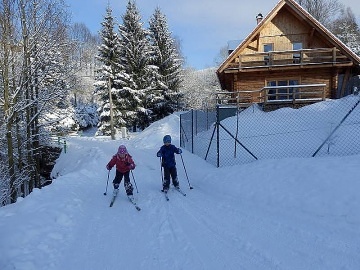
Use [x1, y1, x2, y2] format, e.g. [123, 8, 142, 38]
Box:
[180, 68, 220, 110]
[0, 0, 73, 204]
[214, 45, 229, 66]
[296, 0, 343, 27]
[69, 23, 100, 67]
[0, 0, 17, 202]
[68, 23, 100, 105]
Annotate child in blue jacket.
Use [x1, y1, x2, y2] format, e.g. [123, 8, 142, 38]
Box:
[156, 135, 182, 192]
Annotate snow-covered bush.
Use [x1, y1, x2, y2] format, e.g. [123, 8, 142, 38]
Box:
[74, 104, 99, 129]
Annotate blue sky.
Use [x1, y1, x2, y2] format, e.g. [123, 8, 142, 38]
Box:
[66, 0, 360, 70]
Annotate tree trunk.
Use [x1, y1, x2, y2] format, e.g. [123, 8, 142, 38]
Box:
[1, 0, 16, 202]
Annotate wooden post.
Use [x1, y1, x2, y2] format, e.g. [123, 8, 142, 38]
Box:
[108, 76, 115, 140]
[340, 68, 350, 98]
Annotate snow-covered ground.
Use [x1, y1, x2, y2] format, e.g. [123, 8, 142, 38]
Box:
[0, 113, 359, 270]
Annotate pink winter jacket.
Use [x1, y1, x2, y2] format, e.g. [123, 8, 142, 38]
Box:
[107, 154, 135, 173]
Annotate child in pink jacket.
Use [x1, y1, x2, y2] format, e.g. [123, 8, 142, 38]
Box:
[106, 145, 136, 197]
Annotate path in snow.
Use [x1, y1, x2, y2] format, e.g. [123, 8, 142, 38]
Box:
[1, 132, 359, 270]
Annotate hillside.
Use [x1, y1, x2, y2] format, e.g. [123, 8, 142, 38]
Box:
[0, 114, 359, 270]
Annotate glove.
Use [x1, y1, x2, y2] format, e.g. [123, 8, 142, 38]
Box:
[129, 163, 135, 170]
[157, 152, 162, 157]
[106, 164, 111, 170]
[178, 148, 182, 154]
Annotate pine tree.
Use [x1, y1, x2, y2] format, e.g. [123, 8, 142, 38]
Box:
[148, 7, 183, 121]
[94, 6, 122, 136]
[117, 0, 154, 131]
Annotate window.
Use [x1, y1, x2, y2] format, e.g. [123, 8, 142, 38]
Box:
[263, 43, 273, 65]
[292, 42, 302, 63]
[278, 80, 288, 100]
[267, 79, 299, 100]
[267, 80, 277, 100]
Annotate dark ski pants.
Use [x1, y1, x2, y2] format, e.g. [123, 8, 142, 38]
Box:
[163, 166, 179, 191]
[113, 170, 133, 196]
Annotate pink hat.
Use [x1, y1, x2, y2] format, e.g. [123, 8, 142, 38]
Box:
[117, 145, 128, 155]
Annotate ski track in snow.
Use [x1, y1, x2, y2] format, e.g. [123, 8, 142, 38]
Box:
[1, 131, 360, 270]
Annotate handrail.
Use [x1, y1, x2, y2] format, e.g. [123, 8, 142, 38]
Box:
[262, 83, 326, 90]
[240, 47, 336, 57]
[216, 84, 326, 106]
[228, 47, 351, 70]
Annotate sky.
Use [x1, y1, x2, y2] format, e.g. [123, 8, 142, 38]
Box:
[65, 0, 360, 70]
[1, 98, 360, 269]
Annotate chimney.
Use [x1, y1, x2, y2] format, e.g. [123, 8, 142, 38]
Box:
[256, 13, 263, 24]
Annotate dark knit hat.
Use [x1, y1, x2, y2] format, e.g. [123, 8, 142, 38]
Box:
[163, 135, 171, 143]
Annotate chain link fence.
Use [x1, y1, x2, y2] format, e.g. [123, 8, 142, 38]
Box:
[180, 94, 360, 167]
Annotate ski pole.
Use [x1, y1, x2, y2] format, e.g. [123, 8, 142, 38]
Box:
[130, 170, 139, 193]
[180, 153, 193, 189]
[104, 170, 110, 195]
[160, 157, 164, 187]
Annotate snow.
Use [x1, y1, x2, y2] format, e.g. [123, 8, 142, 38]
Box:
[1, 112, 360, 270]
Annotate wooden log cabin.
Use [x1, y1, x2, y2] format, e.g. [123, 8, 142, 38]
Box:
[216, 0, 360, 110]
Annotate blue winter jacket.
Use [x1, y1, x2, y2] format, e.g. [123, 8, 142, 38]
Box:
[157, 144, 182, 168]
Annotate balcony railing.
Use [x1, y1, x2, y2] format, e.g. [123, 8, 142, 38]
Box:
[226, 48, 352, 70]
[262, 84, 326, 103]
[216, 84, 326, 107]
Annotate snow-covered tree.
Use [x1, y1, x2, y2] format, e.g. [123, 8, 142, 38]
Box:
[148, 7, 183, 121]
[180, 67, 221, 110]
[330, 7, 360, 56]
[20, 0, 73, 194]
[1, 0, 74, 203]
[292, 1, 360, 57]
[117, 0, 154, 131]
[68, 23, 100, 106]
[94, 6, 122, 137]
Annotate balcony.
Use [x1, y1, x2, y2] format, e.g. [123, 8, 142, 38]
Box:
[225, 47, 352, 72]
[216, 84, 326, 108]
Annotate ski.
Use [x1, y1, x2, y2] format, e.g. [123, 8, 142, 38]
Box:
[128, 196, 141, 211]
[161, 187, 185, 200]
[109, 189, 119, 207]
[175, 187, 187, 197]
[164, 191, 169, 201]
[109, 195, 117, 207]
[160, 189, 170, 201]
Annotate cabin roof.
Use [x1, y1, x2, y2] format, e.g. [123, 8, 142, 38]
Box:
[217, 0, 360, 74]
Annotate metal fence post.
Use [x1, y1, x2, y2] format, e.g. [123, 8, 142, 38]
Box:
[191, 109, 194, 153]
[63, 138, 67, 154]
[180, 113, 183, 148]
[216, 105, 220, 168]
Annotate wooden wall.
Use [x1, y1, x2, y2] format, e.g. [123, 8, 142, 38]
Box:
[242, 8, 330, 56]
[232, 68, 336, 100]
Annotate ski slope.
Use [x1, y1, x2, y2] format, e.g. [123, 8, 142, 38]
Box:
[0, 113, 359, 270]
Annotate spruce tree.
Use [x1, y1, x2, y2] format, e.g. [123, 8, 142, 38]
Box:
[117, 0, 154, 131]
[148, 7, 183, 121]
[94, 6, 122, 136]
